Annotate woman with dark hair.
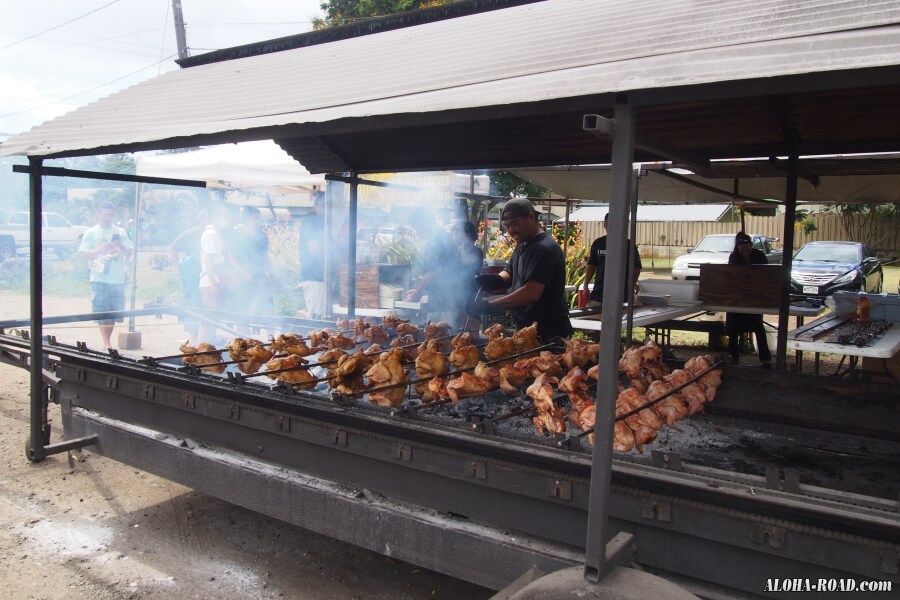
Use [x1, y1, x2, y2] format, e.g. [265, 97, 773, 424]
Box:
[726, 232, 772, 367]
[453, 220, 485, 329]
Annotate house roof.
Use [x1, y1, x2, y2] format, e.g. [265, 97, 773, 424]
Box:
[2, 0, 900, 179]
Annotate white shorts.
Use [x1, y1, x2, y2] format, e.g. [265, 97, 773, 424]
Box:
[300, 281, 326, 319]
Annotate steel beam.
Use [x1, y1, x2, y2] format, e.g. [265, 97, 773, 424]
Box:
[27, 157, 46, 462]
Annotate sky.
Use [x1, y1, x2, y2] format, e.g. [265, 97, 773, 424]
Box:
[0, 0, 325, 137]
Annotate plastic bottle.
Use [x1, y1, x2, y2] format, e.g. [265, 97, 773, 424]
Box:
[855, 295, 870, 324]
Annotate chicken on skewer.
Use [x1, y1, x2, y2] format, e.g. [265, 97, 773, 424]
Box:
[395, 322, 420, 337]
[365, 348, 407, 407]
[363, 324, 390, 345]
[445, 363, 499, 403]
[449, 331, 480, 371]
[264, 355, 317, 389]
[562, 337, 600, 370]
[484, 334, 517, 366]
[415, 339, 449, 401]
[382, 315, 409, 330]
[327, 333, 357, 350]
[644, 379, 689, 427]
[664, 369, 709, 416]
[512, 322, 541, 356]
[328, 350, 373, 395]
[228, 338, 274, 375]
[527, 373, 566, 435]
[179, 341, 226, 373]
[615, 387, 662, 452]
[683, 355, 723, 402]
[269, 333, 323, 357]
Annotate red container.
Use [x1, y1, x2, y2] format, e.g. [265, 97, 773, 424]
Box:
[577, 289, 588, 308]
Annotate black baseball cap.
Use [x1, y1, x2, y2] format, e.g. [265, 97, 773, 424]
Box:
[735, 232, 752, 244]
[501, 198, 537, 219]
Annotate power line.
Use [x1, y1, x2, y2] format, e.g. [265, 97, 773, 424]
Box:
[0, 29, 167, 60]
[0, 0, 123, 52]
[0, 53, 177, 122]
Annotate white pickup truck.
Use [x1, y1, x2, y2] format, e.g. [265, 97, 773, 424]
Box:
[0, 212, 89, 259]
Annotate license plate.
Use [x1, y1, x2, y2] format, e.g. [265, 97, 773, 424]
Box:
[803, 286, 818, 294]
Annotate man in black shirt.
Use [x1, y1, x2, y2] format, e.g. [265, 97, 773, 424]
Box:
[583, 212, 642, 310]
[473, 198, 572, 343]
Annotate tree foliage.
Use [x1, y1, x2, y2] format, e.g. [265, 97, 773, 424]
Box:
[313, 0, 456, 29]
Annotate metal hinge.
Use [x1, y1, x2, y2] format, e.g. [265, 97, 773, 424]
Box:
[765, 466, 800, 494]
[547, 478, 572, 500]
[142, 384, 154, 399]
[182, 393, 196, 409]
[76, 368, 86, 381]
[229, 403, 241, 420]
[392, 443, 412, 462]
[468, 461, 486, 480]
[641, 499, 673, 522]
[105, 376, 118, 389]
[750, 524, 786, 549]
[333, 429, 347, 446]
[278, 416, 291, 432]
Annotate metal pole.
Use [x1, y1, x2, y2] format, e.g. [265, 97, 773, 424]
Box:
[171, 0, 189, 60]
[563, 198, 571, 257]
[584, 100, 635, 582]
[28, 157, 46, 462]
[324, 182, 333, 320]
[128, 183, 143, 332]
[348, 175, 358, 320]
[625, 169, 639, 342]
[775, 155, 798, 372]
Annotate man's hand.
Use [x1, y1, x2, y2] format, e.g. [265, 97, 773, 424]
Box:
[475, 274, 506, 292]
[466, 297, 501, 317]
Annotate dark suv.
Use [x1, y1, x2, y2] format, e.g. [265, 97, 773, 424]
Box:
[789, 241, 883, 299]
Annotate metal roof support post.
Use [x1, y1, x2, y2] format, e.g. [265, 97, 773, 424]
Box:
[323, 181, 334, 320]
[625, 170, 639, 343]
[775, 155, 798, 372]
[348, 175, 359, 320]
[584, 100, 636, 582]
[27, 157, 46, 462]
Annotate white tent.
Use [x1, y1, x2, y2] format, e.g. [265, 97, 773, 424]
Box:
[135, 140, 325, 190]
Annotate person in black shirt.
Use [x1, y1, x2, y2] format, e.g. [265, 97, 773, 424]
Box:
[453, 220, 485, 330]
[583, 212, 642, 310]
[472, 198, 572, 343]
[726, 231, 772, 367]
[298, 193, 326, 319]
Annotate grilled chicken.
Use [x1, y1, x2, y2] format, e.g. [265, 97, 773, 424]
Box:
[665, 369, 708, 416]
[446, 370, 494, 404]
[327, 333, 357, 350]
[512, 322, 541, 355]
[615, 387, 661, 452]
[382, 315, 408, 330]
[363, 324, 390, 345]
[179, 341, 226, 373]
[483, 323, 508, 340]
[364, 343, 384, 355]
[559, 367, 589, 395]
[317, 348, 346, 365]
[228, 338, 274, 375]
[423, 321, 452, 340]
[683, 355, 723, 402]
[645, 379, 688, 427]
[515, 351, 564, 379]
[449, 345, 480, 371]
[415, 341, 449, 401]
[328, 350, 372, 395]
[586, 364, 600, 381]
[484, 335, 517, 365]
[562, 337, 600, 370]
[614, 421, 636, 453]
[269, 333, 321, 357]
[570, 393, 596, 445]
[395, 322, 420, 337]
[365, 348, 406, 407]
[265, 355, 316, 389]
[499, 363, 529, 393]
[427, 376, 450, 402]
[307, 329, 331, 348]
[527, 373, 566, 435]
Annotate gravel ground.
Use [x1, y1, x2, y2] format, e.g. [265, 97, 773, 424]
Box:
[0, 291, 492, 600]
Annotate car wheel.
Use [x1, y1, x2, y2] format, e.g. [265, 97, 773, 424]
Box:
[0, 243, 15, 260]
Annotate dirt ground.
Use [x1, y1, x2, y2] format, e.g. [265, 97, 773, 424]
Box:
[0, 292, 493, 600]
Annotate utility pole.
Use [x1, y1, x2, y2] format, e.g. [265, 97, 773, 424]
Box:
[172, 0, 189, 60]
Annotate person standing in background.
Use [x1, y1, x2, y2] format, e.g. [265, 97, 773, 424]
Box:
[169, 210, 208, 345]
[197, 204, 230, 344]
[582, 212, 642, 310]
[405, 209, 464, 325]
[78, 200, 134, 350]
[298, 192, 327, 320]
[726, 231, 772, 367]
[453, 220, 484, 330]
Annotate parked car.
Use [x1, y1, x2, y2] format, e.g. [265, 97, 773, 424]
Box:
[671, 233, 782, 280]
[0, 212, 89, 259]
[789, 241, 883, 299]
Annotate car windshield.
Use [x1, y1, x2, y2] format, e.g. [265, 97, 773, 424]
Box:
[793, 244, 860, 263]
[692, 236, 735, 252]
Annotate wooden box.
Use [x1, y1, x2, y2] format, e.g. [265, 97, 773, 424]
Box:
[699, 264, 783, 308]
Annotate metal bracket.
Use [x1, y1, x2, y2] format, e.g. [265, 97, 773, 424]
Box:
[650, 450, 683, 471]
[76, 341, 87, 352]
[105, 376, 118, 389]
[750, 524, 786, 549]
[546, 478, 572, 500]
[278, 415, 291, 432]
[142, 384, 155, 399]
[880, 550, 899, 575]
[468, 461, 486, 480]
[392, 443, 412, 462]
[641, 498, 673, 522]
[333, 429, 347, 446]
[765, 466, 800, 494]
[76, 368, 86, 381]
[229, 403, 241, 420]
[182, 393, 196, 409]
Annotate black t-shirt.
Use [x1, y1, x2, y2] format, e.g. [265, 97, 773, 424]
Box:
[503, 231, 572, 341]
[422, 232, 464, 311]
[728, 247, 768, 265]
[587, 235, 642, 302]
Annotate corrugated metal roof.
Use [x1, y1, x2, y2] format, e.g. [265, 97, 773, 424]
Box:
[563, 204, 731, 222]
[3, 0, 900, 171]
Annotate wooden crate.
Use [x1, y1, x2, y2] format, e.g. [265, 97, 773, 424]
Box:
[339, 265, 380, 308]
[699, 264, 783, 308]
